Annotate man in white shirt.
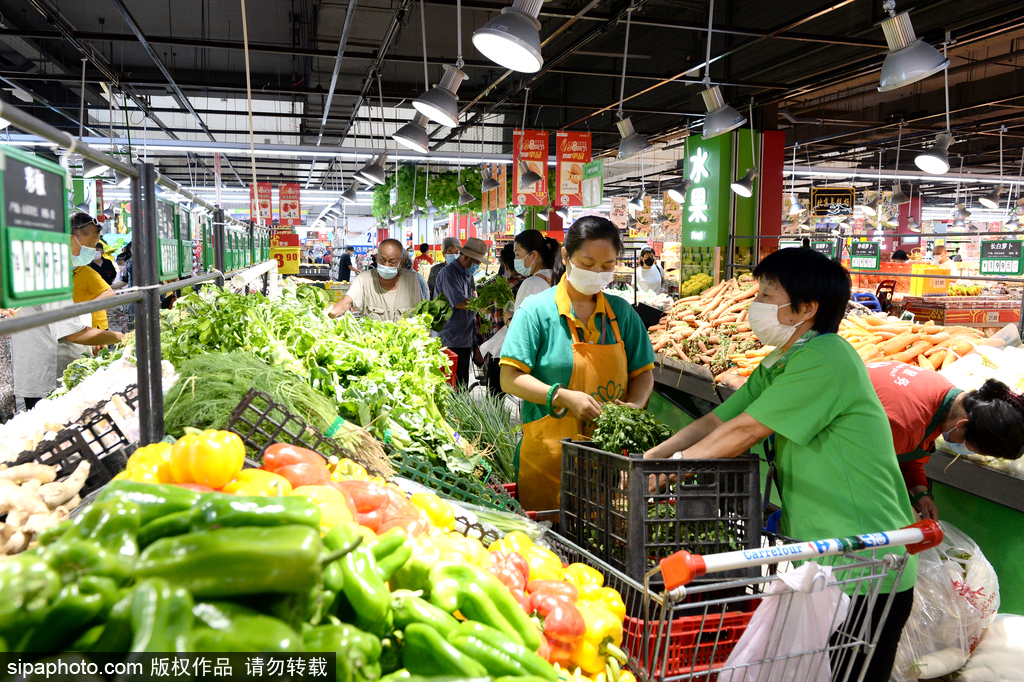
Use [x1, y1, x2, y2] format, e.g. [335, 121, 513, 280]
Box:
[328, 239, 422, 322]
[932, 244, 959, 277]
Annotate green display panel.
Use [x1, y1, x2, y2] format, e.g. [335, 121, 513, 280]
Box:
[849, 240, 881, 271]
[0, 147, 72, 307]
[244, 230, 253, 268]
[225, 230, 236, 272]
[201, 216, 213, 271]
[979, 240, 1023, 276]
[177, 205, 192, 278]
[156, 198, 179, 281]
[681, 134, 731, 248]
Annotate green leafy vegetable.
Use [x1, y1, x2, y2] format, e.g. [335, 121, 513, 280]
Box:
[443, 390, 520, 484]
[590, 404, 673, 455]
[411, 294, 453, 332]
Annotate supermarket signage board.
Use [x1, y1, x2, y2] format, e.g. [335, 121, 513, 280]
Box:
[581, 159, 604, 208]
[270, 247, 300, 274]
[681, 135, 729, 248]
[849, 241, 881, 271]
[810, 187, 855, 217]
[979, 240, 1023, 276]
[1, 147, 73, 308]
[779, 239, 836, 258]
[156, 198, 179, 281]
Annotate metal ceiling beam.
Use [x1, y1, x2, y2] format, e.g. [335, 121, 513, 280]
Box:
[106, 0, 246, 188]
[314, 0, 359, 146]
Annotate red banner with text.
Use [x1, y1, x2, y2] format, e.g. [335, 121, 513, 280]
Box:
[278, 183, 301, 226]
[513, 130, 548, 206]
[250, 182, 272, 225]
[555, 132, 591, 207]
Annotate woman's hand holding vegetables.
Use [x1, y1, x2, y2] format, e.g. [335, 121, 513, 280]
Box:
[553, 388, 602, 421]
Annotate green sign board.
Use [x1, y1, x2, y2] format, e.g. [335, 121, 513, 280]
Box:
[849, 241, 881, 271]
[201, 215, 213, 271]
[177, 205, 192, 279]
[681, 134, 730, 248]
[156, 198, 179, 281]
[779, 239, 836, 258]
[979, 240, 1023, 276]
[581, 159, 604, 208]
[1, 147, 72, 307]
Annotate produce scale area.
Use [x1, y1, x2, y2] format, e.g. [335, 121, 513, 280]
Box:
[3, 1, 1024, 680]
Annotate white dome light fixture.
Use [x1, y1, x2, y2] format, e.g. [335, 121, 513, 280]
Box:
[392, 113, 431, 154]
[877, 2, 949, 92]
[413, 65, 467, 128]
[472, 0, 544, 73]
[915, 133, 953, 175]
[701, 85, 746, 140]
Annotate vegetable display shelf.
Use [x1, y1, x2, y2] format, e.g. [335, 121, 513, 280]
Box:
[652, 353, 730, 406]
[559, 440, 761, 587]
[391, 450, 526, 516]
[225, 388, 389, 477]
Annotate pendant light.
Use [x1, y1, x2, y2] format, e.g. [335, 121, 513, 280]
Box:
[614, 3, 652, 160]
[628, 189, 645, 212]
[425, 161, 438, 216]
[537, 205, 551, 221]
[697, 0, 745, 140]
[341, 183, 359, 204]
[730, 102, 757, 197]
[472, 0, 544, 73]
[516, 88, 542, 189]
[482, 167, 500, 192]
[979, 126, 1005, 209]
[415, 65, 467, 128]
[877, 1, 949, 92]
[82, 158, 109, 179]
[787, 142, 805, 214]
[889, 122, 909, 205]
[456, 129, 475, 207]
[393, 113, 431, 154]
[907, 183, 921, 232]
[555, 207, 569, 220]
[663, 133, 692, 203]
[914, 34, 954, 174]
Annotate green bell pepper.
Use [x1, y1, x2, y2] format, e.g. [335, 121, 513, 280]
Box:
[304, 624, 382, 682]
[392, 592, 459, 640]
[401, 623, 487, 678]
[19, 576, 119, 653]
[129, 577, 194, 652]
[322, 523, 363, 594]
[78, 590, 134, 652]
[428, 563, 541, 650]
[446, 633, 521, 678]
[338, 544, 392, 638]
[137, 510, 192, 548]
[135, 525, 321, 598]
[191, 602, 304, 652]
[95, 480, 203, 525]
[0, 555, 62, 649]
[451, 622, 556, 681]
[190, 495, 321, 533]
[44, 498, 141, 586]
[376, 545, 412, 583]
[369, 528, 407, 562]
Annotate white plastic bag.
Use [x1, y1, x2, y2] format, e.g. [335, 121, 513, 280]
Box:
[720, 562, 850, 682]
[891, 521, 1000, 681]
[955, 615, 1024, 682]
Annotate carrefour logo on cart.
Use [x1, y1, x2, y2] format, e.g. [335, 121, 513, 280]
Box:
[688, 147, 710, 224]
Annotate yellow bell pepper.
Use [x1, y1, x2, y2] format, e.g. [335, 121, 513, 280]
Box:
[464, 535, 491, 568]
[409, 492, 455, 532]
[524, 544, 565, 582]
[594, 587, 626, 622]
[290, 485, 354, 531]
[503, 530, 534, 553]
[221, 469, 293, 496]
[565, 563, 604, 589]
[123, 443, 174, 483]
[570, 603, 625, 675]
[330, 457, 369, 482]
[617, 672, 637, 682]
[127, 442, 173, 469]
[169, 429, 244, 489]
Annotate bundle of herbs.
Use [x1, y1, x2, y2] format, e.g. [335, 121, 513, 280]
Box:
[590, 404, 674, 455]
[464, 275, 515, 315]
[163, 351, 391, 476]
[443, 389, 520, 484]
[411, 294, 453, 332]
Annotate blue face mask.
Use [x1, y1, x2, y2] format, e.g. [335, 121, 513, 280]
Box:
[377, 265, 399, 280]
[72, 243, 98, 268]
[942, 429, 973, 455]
[467, 262, 479, 276]
[445, 253, 459, 264]
[514, 255, 533, 277]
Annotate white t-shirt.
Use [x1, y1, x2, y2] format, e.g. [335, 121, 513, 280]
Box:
[346, 269, 423, 322]
[513, 269, 553, 313]
[637, 264, 663, 292]
[936, 258, 959, 277]
[11, 301, 88, 399]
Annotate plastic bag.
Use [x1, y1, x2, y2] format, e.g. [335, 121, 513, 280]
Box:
[955, 615, 1024, 682]
[891, 521, 1000, 681]
[720, 562, 850, 682]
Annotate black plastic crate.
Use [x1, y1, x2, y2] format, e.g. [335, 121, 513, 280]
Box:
[225, 388, 393, 478]
[559, 439, 761, 586]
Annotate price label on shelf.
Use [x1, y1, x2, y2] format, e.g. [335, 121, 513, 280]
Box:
[979, 240, 1023, 276]
[849, 241, 881, 271]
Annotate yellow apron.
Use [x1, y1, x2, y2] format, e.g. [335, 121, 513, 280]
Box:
[518, 303, 629, 512]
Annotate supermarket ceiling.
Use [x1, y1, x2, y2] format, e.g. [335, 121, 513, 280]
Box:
[1, 0, 1023, 195]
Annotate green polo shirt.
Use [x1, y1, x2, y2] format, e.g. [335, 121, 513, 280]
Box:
[500, 279, 655, 426]
[715, 331, 917, 593]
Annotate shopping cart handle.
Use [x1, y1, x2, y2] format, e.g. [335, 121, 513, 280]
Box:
[660, 551, 706, 591]
[903, 519, 943, 554]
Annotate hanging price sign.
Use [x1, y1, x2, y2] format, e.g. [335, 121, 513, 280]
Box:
[156, 198, 180, 281]
[849, 241, 881, 271]
[979, 240, 1023, 276]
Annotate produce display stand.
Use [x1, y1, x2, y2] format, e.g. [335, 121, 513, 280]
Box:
[900, 294, 1021, 328]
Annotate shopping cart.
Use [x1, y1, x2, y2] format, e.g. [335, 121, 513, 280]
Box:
[631, 520, 942, 682]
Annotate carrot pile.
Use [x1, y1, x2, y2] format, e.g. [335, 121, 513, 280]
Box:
[839, 315, 988, 369]
[647, 276, 765, 376]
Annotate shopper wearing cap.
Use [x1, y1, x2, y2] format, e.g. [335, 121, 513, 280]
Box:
[868, 360, 1024, 521]
[500, 217, 655, 512]
[328, 239, 422, 322]
[644, 247, 916, 682]
[428, 236, 462, 298]
[69, 211, 115, 330]
[435, 237, 490, 386]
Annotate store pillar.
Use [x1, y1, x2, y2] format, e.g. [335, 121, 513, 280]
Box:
[758, 130, 786, 262]
[133, 162, 166, 445]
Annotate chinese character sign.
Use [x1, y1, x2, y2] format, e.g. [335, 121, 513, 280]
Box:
[610, 197, 628, 230]
[250, 182, 272, 225]
[581, 159, 604, 208]
[555, 132, 591, 207]
[513, 130, 548, 206]
[279, 183, 301, 226]
[681, 135, 729, 247]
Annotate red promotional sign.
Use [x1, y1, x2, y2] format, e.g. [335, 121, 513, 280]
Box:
[279, 183, 301, 226]
[555, 132, 591, 207]
[513, 130, 548, 206]
[250, 182, 272, 225]
[271, 233, 300, 247]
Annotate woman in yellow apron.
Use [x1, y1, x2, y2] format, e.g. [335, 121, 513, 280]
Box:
[499, 217, 655, 512]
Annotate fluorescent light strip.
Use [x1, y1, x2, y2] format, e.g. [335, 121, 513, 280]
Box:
[791, 166, 1024, 187]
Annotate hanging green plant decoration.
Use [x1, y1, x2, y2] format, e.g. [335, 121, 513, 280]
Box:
[372, 164, 483, 221]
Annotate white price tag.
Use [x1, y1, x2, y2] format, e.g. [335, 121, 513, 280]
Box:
[33, 242, 45, 292]
[43, 242, 54, 290]
[986, 311, 999, 323]
[10, 240, 24, 293]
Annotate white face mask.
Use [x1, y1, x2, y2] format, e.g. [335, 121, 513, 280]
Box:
[71, 237, 98, 267]
[514, 253, 534, 277]
[377, 265, 399, 280]
[942, 428, 973, 455]
[566, 260, 615, 295]
[445, 253, 459, 264]
[747, 301, 800, 348]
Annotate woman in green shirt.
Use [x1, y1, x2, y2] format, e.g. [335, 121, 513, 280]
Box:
[645, 247, 917, 682]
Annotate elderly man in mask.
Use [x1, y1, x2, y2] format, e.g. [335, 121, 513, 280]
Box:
[328, 239, 422, 321]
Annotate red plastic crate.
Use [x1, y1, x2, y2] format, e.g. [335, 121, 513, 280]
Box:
[501, 482, 517, 499]
[442, 347, 458, 388]
[624, 609, 754, 680]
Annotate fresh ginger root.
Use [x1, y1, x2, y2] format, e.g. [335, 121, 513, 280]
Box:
[38, 461, 90, 509]
[0, 462, 57, 484]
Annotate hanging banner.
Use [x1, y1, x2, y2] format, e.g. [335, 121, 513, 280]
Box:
[496, 164, 508, 210]
[512, 130, 548, 206]
[581, 159, 604, 209]
[250, 182, 272, 225]
[662, 193, 682, 239]
[555, 132, 591, 207]
[610, 197, 628, 230]
[811, 186, 855, 217]
[279, 183, 301, 226]
[636, 196, 652, 235]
